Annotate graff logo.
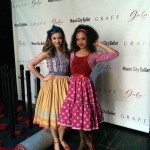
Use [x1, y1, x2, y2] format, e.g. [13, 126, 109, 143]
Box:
[128, 10, 149, 22]
[52, 19, 62, 26]
[12, 2, 27, 8]
[124, 89, 142, 98]
[18, 41, 26, 47]
[121, 114, 147, 124]
[97, 64, 111, 72]
[124, 41, 150, 46]
[103, 41, 118, 46]
[30, 22, 46, 26]
[95, 15, 119, 21]
[31, 0, 42, 7]
[17, 60, 29, 63]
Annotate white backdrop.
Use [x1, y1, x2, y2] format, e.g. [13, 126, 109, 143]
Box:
[11, 0, 150, 133]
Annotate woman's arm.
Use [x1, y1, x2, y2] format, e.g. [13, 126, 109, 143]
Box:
[88, 41, 119, 68]
[94, 40, 117, 53]
[93, 40, 119, 62]
[27, 52, 48, 81]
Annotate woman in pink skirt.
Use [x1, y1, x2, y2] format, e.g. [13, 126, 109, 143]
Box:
[58, 24, 119, 150]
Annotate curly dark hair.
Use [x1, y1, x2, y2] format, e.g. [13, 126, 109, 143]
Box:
[42, 27, 69, 57]
[70, 24, 99, 52]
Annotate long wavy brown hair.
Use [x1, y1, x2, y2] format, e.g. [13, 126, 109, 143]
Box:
[42, 26, 69, 58]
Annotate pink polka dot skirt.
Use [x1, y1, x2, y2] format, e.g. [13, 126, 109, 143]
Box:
[58, 75, 104, 131]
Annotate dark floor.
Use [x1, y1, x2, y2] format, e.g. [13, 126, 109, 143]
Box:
[0, 101, 149, 150]
[47, 122, 150, 150]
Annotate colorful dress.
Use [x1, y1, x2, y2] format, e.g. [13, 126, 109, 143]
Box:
[33, 53, 70, 128]
[58, 51, 119, 131]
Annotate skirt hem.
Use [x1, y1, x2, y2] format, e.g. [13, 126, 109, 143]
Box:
[58, 120, 104, 131]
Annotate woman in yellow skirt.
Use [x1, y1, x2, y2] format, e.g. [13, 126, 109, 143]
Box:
[27, 25, 70, 150]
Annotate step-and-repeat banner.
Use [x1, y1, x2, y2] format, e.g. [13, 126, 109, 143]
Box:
[11, 0, 149, 133]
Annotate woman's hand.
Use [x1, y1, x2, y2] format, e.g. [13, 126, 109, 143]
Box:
[43, 74, 56, 81]
[93, 40, 102, 47]
[93, 40, 116, 53]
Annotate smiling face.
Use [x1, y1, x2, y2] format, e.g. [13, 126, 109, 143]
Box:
[51, 32, 63, 49]
[76, 31, 88, 49]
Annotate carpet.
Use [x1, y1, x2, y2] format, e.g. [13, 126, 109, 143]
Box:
[0, 101, 42, 150]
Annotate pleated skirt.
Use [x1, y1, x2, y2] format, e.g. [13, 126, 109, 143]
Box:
[58, 75, 104, 131]
[33, 75, 69, 128]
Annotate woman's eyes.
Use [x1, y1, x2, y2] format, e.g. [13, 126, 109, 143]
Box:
[77, 38, 86, 41]
[52, 37, 62, 40]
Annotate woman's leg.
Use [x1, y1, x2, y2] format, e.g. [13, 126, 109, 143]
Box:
[50, 128, 60, 150]
[80, 130, 94, 150]
[77, 130, 86, 150]
[58, 127, 70, 150]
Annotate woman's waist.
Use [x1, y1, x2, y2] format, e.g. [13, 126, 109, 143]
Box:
[72, 73, 90, 77]
[49, 71, 68, 76]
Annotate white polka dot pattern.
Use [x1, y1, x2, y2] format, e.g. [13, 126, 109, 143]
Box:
[58, 76, 104, 131]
